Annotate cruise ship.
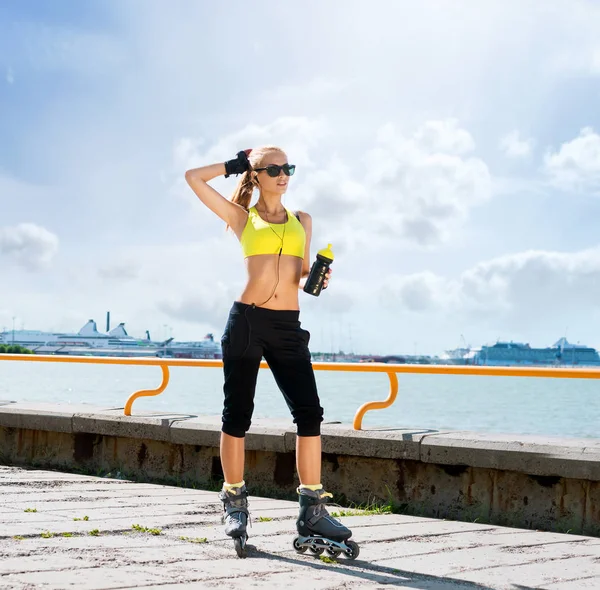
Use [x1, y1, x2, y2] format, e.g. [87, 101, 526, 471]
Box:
[0, 314, 221, 359]
[444, 337, 600, 366]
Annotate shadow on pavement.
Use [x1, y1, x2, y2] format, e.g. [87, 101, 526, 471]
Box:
[246, 544, 531, 590]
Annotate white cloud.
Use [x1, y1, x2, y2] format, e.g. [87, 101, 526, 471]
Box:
[174, 117, 492, 254]
[175, 117, 327, 173]
[380, 247, 600, 331]
[499, 130, 534, 158]
[7, 0, 600, 355]
[362, 119, 492, 247]
[0, 234, 245, 341]
[549, 46, 600, 77]
[292, 157, 371, 255]
[0, 223, 59, 270]
[302, 277, 363, 317]
[380, 272, 454, 312]
[544, 127, 600, 191]
[157, 282, 238, 326]
[412, 119, 476, 156]
[541, 1, 600, 77]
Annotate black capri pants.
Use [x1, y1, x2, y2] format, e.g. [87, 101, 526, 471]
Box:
[220, 301, 324, 438]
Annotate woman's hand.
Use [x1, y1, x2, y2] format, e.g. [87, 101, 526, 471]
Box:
[224, 150, 252, 178]
[322, 268, 332, 290]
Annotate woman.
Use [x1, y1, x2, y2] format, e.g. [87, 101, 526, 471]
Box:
[185, 146, 355, 557]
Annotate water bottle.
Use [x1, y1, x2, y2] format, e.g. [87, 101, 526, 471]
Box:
[303, 244, 334, 296]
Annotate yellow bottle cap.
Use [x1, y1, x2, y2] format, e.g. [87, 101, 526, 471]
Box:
[317, 243, 334, 261]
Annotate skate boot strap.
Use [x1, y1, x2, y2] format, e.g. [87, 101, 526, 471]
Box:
[219, 490, 250, 514]
[220, 492, 251, 529]
[226, 496, 248, 509]
[307, 502, 330, 527]
[223, 499, 249, 515]
[221, 504, 251, 529]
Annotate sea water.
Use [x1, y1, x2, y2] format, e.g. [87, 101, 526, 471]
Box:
[0, 361, 598, 439]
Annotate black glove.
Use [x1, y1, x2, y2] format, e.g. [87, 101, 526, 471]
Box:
[224, 150, 251, 178]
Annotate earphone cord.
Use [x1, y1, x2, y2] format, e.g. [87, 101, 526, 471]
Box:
[255, 207, 286, 307]
[240, 207, 286, 358]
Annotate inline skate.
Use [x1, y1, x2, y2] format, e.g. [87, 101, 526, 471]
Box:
[292, 487, 360, 560]
[218, 484, 250, 558]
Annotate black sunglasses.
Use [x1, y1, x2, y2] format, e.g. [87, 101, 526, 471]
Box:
[254, 163, 296, 177]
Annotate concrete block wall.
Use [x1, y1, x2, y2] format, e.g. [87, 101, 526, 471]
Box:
[0, 401, 598, 536]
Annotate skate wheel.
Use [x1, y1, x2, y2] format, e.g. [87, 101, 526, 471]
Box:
[326, 547, 342, 558]
[292, 536, 307, 554]
[234, 537, 247, 558]
[344, 540, 360, 560]
[309, 546, 324, 556]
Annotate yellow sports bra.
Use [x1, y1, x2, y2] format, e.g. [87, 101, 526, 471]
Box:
[240, 206, 305, 259]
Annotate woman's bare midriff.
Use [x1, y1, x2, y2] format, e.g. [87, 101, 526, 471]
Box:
[238, 254, 303, 310]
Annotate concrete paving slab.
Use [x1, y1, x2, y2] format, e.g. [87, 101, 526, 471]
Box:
[0, 511, 69, 524]
[5, 565, 166, 589]
[0, 501, 206, 516]
[353, 536, 594, 563]
[0, 490, 218, 502]
[0, 466, 598, 590]
[0, 535, 178, 558]
[546, 576, 600, 589]
[372, 542, 599, 574]
[164, 513, 437, 541]
[0, 489, 205, 505]
[233, 522, 499, 555]
[81, 543, 229, 565]
[0, 472, 90, 481]
[0, 555, 98, 574]
[453, 556, 600, 589]
[244, 523, 598, 558]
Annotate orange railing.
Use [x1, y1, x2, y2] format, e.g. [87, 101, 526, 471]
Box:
[1, 353, 600, 429]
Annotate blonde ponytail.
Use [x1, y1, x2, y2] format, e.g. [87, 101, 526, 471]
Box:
[230, 171, 255, 211]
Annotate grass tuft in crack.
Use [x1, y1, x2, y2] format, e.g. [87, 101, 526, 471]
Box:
[319, 555, 336, 564]
[132, 524, 162, 535]
[179, 536, 208, 543]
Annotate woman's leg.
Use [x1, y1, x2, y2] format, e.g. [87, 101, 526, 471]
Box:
[219, 430, 251, 542]
[262, 314, 353, 543]
[218, 303, 263, 543]
[220, 351, 261, 485]
[220, 432, 246, 484]
[220, 350, 261, 485]
[262, 322, 324, 485]
[296, 435, 321, 485]
[220, 302, 263, 486]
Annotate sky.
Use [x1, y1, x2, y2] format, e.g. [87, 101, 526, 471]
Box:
[2, 0, 600, 356]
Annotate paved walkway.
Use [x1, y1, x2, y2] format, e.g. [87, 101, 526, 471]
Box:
[0, 466, 598, 589]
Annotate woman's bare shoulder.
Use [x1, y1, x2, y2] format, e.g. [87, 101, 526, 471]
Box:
[295, 210, 312, 226]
